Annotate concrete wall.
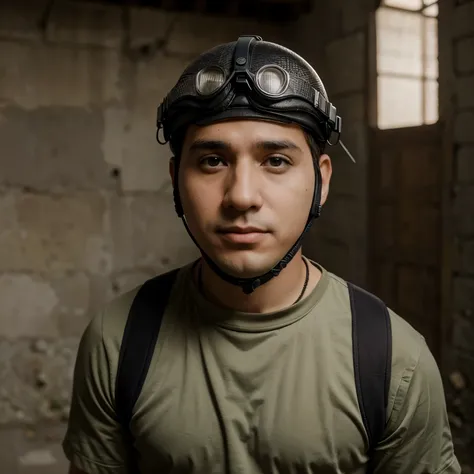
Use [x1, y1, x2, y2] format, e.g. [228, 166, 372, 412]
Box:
[6, 0, 474, 471]
[439, 0, 474, 468]
[300, 0, 372, 287]
[0, 0, 331, 429]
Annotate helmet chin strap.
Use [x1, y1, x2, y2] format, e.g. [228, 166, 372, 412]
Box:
[182, 214, 315, 294]
[172, 158, 322, 295]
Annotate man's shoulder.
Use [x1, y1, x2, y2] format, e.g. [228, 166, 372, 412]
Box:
[388, 307, 426, 363]
[325, 271, 433, 416]
[324, 269, 426, 369]
[78, 282, 142, 360]
[82, 264, 189, 351]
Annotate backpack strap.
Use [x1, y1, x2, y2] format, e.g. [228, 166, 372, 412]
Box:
[347, 282, 392, 465]
[115, 268, 179, 456]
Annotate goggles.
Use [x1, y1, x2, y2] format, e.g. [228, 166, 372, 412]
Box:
[157, 36, 354, 162]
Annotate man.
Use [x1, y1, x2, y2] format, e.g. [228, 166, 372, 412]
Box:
[63, 35, 460, 474]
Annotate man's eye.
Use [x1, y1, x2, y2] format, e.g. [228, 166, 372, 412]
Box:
[265, 156, 290, 167]
[201, 156, 225, 167]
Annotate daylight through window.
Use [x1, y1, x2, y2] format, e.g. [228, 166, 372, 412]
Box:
[376, 0, 439, 129]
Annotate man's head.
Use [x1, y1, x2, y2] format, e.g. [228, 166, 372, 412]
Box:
[169, 119, 332, 279]
[156, 35, 343, 293]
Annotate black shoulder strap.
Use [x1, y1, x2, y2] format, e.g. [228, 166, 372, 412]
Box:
[115, 268, 179, 432]
[347, 282, 392, 462]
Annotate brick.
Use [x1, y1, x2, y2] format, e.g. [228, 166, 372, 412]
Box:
[332, 93, 365, 122]
[325, 32, 365, 96]
[337, 120, 368, 166]
[0, 106, 114, 191]
[118, 54, 190, 192]
[453, 276, 474, 313]
[45, 0, 122, 48]
[397, 265, 439, 319]
[398, 205, 440, 267]
[452, 315, 474, 354]
[456, 74, 474, 109]
[0, 192, 16, 228]
[0, 0, 49, 41]
[167, 13, 287, 57]
[372, 204, 395, 258]
[121, 147, 172, 193]
[312, 232, 367, 287]
[329, 155, 367, 199]
[108, 193, 199, 273]
[320, 193, 367, 245]
[452, 185, 474, 236]
[0, 275, 58, 339]
[341, 0, 369, 34]
[102, 105, 128, 170]
[458, 391, 474, 427]
[0, 42, 121, 109]
[452, 351, 474, 398]
[455, 36, 474, 74]
[371, 262, 396, 308]
[452, 2, 474, 39]
[51, 273, 91, 338]
[328, 111, 369, 186]
[456, 146, 474, 183]
[0, 193, 109, 273]
[311, 234, 351, 281]
[0, 339, 78, 424]
[0, 425, 69, 474]
[120, 110, 173, 193]
[347, 240, 369, 288]
[454, 111, 474, 143]
[284, 5, 336, 68]
[301, 224, 323, 261]
[129, 7, 176, 49]
[0, 194, 26, 271]
[454, 239, 474, 275]
[445, 352, 474, 459]
[0, 272, 90, 339]
[132, 53, 189, 106]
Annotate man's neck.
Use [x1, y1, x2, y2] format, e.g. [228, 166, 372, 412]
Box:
[196, 251, 322, 313]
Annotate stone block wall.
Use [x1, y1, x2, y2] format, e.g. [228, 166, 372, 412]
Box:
[439, 0, 474, 469]
[0, 0, 313, 426]
[1, 0, 473, 472]
[300, 0, 372, 287]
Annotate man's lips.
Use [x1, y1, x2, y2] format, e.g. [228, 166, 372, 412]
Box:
[216, 226, 268, 244]
[217, 226, 267, 234]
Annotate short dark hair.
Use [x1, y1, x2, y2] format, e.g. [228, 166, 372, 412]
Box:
[304, 132, 324, 163]
[169, 126, 324, 164]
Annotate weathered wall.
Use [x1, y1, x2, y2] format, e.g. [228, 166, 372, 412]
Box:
[0, 2, 374, 466]
[3, 0, 473, 472]
[0, 0, 328, 431]
[300, 0, 372, 287]
[439, 0, 474, 469]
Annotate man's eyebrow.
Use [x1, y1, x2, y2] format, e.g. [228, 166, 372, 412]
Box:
[187, 138, 303, 153]
[188, 139, 230, 152]
[255, 140, 302, 152]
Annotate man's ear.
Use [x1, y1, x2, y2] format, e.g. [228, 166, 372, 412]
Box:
[318, 154, 332, 206]
[169, 157, 176, 187]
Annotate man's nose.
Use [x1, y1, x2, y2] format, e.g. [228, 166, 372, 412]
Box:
[222, 162, 263, 212]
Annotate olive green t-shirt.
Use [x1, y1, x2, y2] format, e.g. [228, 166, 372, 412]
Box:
[63, 260, 460, 474]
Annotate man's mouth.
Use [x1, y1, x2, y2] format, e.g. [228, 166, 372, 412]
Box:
[217, 226, 268, 244]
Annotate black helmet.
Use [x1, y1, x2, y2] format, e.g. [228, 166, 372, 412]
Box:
[158, 35, 342, 147]
[156, 35, 347, 294]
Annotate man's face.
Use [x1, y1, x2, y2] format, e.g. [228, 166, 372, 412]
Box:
[171, 119, 332, 278]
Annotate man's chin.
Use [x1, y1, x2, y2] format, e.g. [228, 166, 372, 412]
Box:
[206, 250, 279, 279]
